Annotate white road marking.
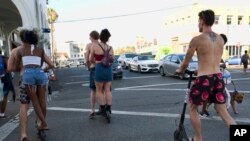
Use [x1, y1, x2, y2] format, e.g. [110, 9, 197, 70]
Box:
[47, 107, 250, 123]
[115, 88, 250, 93]
[115, 82, 186, 90]
[65, 81, 89, 85]
[230, 70, 250, 73]
[123, 75, 160, 80]
[70, 75, 89, 78]
[82, 83, 89, 87]
[0, 109, 33, 141]
[232, 78, 250, 81]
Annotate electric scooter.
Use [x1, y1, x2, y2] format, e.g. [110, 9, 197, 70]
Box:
[174, 70, 195, 141]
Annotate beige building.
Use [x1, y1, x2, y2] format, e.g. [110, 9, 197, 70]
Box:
[56, 42, 85, 63]
[164, 1, 250, 58]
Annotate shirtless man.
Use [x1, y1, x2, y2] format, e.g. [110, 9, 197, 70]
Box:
[85, 30, 100, 118]
[8, 46, 30, 140]
[176, 9, 236, 141]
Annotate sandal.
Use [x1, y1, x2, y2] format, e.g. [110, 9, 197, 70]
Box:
[20, 137, 27, 141]
[189, 137, 195, 141]
[36, 124, 49, 131]
[89, 112, 95, 119]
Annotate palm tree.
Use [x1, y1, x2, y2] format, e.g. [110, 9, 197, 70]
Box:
[47, 8, 58, 24]
[47, 8, 58, 64]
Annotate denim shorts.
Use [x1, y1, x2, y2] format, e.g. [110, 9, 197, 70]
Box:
[22, 67, 48, 86]
[89, 67, 96, 90]
[94, 63, 112, 82]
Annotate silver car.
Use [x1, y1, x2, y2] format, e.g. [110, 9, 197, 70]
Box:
[118, 53, 137, 69]
[129, 55, 159, 73]
[159, 54, 198, 79]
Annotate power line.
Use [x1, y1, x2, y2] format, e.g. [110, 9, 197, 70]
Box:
[55, 3, 197, 23]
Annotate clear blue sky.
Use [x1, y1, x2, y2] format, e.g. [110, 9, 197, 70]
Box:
[49, 0, 195, 48]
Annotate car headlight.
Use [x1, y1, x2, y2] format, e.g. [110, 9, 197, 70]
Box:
[117, 66, 122, 69]
[141, 64, 147, 67]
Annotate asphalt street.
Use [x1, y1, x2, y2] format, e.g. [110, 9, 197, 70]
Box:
[1, 66, 250, 141]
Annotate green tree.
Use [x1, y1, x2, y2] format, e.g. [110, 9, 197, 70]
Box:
[47, 8, 58, 23]
[155, 46, 172, 61]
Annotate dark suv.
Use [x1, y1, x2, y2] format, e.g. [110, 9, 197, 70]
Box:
[112, 55, 123, 79]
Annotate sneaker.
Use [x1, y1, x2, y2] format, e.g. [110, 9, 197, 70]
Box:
[203, 110, 210, 116]
[199, 111, 210, 117]
[89, 112, 95, 119]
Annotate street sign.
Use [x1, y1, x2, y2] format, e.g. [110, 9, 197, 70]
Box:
[42, 28, 50, 33]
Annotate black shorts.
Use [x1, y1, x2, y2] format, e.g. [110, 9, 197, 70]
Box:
[243, 62, 248, 69]
[189, 73, 226, 105]
[89, 68, 96, 90]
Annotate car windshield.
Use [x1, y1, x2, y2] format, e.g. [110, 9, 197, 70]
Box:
[113, 57, 118, 63]
[138, 55, 154, 60]
[178, 55, 198, 62]
[231, 56, 240, 59]
[125, 54, 137, 58]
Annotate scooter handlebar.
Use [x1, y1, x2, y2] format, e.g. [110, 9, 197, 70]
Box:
[184, 70, 196, 76]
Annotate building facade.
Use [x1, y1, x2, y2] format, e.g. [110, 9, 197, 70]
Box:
[163, 1, 250, 58]
[0, 0, 50, 56]
[69, 43, 85, 60]
[56, 42, 85, 63]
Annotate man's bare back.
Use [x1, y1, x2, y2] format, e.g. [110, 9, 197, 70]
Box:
[194, 32, 224, 76]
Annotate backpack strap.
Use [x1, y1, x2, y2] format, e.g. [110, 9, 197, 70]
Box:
[98, 43, 111, 53]
[98, 43, 105, 52]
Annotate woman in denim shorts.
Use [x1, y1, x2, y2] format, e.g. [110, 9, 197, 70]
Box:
[15, 29, 54, 135]
[89, 29, 114, 121]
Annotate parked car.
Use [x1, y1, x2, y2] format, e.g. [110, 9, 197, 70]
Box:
[112, 56, 123, 79]
[158, 54, 198, 79]
[78, 58, 85, 66]
[67, 59, 80, 67]
[226, 56, 241, 65]
[58, 61, 70, 68]
[128, 55, 159, 73]
[118, 53, 137, 69]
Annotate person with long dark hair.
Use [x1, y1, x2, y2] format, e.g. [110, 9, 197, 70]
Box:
[89, 29, 114, 122]
[13, 29, 54, 140]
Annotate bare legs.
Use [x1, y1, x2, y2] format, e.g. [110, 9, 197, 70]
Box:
[96, 82, 112, 106]
[90, 90, 96, 113]
[214, 104, 236, 128]
[103, 82, 112, 106]
[19, 103, 29, 140]
[189, 104, 203, 141]
[0, 95, 8, 117]
[25, 85, 48, 130]
[189, 103, 236, 141]
[96, 82, 105, 106]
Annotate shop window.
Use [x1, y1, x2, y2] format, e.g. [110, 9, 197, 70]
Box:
[215, 15, 220, 24]
[238, 16, 243, 25]
[227, 15, 233, 25]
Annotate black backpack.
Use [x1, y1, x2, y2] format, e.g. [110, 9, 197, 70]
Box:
[99, 44, 113, 67]
[241, 54, 248, 64]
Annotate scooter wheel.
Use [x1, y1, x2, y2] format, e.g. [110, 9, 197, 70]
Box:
[174, 129, 188, 141]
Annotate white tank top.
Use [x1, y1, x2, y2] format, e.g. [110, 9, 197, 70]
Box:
[22, 56, 41, 66]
